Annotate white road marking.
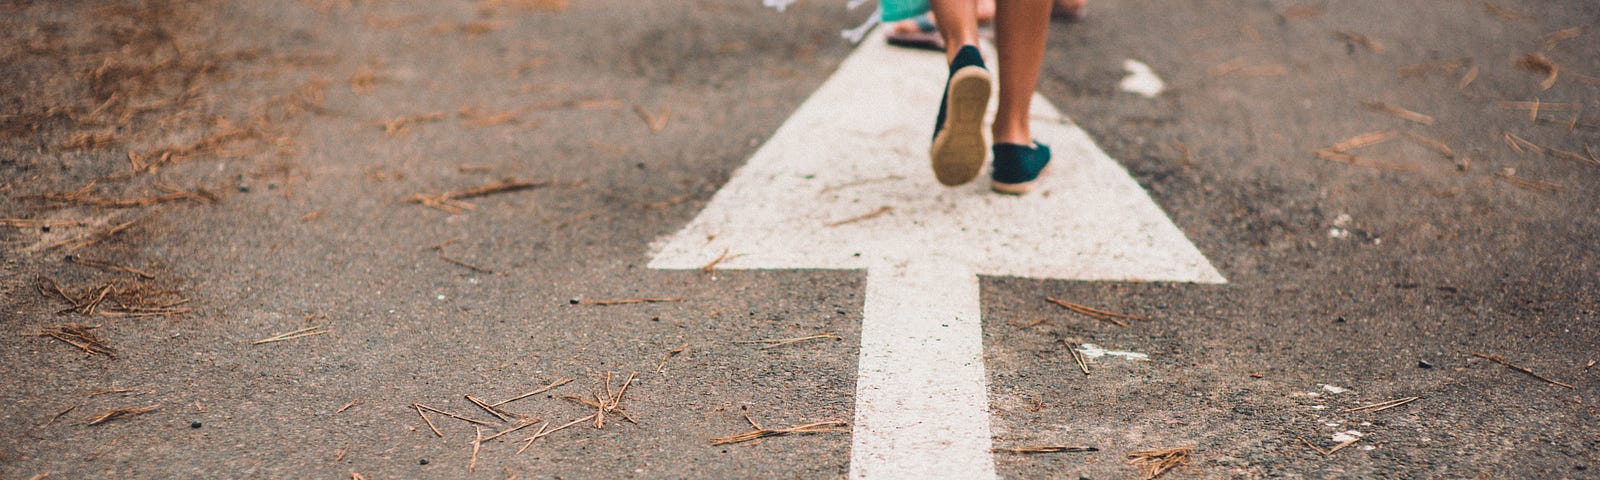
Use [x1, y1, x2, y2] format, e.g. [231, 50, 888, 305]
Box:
[650, 28, 1223, 479]
[1076, 343, 1150, 360]
[856, 260, 992, 478]
[1119, 59, 1165, 98]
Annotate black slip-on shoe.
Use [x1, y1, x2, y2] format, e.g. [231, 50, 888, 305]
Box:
[930, 45, 991, 186]
[990, 141, 1051, 195]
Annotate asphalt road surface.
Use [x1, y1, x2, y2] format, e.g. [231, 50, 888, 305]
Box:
[2, 1, 1597, 479]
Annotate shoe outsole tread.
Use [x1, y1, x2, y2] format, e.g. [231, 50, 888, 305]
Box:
[930, 66, 992, 186]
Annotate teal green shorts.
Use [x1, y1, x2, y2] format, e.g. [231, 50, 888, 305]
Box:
[881, 0, 930, 22]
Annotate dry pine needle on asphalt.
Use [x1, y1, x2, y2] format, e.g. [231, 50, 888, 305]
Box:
[1472, 352, 1575, 389]
[735, 332, 841, 350]
[710, 417, 849, 446]
[994, 445, 1099, 454]
[1128, 445, 1194, 479]
[38, 324, 115, 358]
[86, 404, 160, 426]
[1046, 297, 1149, 327]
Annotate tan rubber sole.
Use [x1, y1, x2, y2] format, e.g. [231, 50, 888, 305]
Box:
[929, 66, 992, 186]
[990, 162, 1052, 195]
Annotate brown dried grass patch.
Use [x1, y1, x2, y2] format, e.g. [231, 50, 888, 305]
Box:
[1128, 446, 1193, 479]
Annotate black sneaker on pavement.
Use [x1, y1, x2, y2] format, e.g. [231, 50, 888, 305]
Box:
[930, 44, 991, 186]
[990, 141, 1051, 195]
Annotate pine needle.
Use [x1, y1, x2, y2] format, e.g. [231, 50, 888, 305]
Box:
[710, 420, 849, 445]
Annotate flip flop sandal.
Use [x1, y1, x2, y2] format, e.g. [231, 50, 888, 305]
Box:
[1053, 1, 1086, 22]
[886, 14, 945, 51]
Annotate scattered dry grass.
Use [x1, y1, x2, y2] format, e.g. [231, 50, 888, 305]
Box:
[1046, 297, 1148, 327]
[571, 297, 682, 306]
[481, 0, 570, 12]
[1334, 31, 1384, 54]
[633, 104, 670, 133]
[1363, 101, 1434, 125]
[826, 206, 892, 227]
[1503, 132, 1598, 167]
[379, 111, 445, 136]
[1494, 168, 1564, 192]
[459, 107, 525, 128]
[36, 277, 192, 318]
[994, 445, 1098, 454]
[656, 343, 689, 374]
[86, 404, 160, 425]
[735, 332, 841, 350]
[1515, 53, 1560, 90]
[1343, 396, 1421, 413]
[252, 325, 331, 345]
[405, 178, 552, 213]
[38, 324, 115, 357]
[1484, 3, 1529, 22]
[711, 412, 848, 446]
[1279, 4, 1323, 21]
[66, 255, 157, 279]
[1473, 352, 1575, 388]
[1128, 446, 1193, 479]
[559, 372, 638, 429]
[491, 377, 574, 408]
[1327, 131, 1398, 153]
[1539, 26, 1589, 51]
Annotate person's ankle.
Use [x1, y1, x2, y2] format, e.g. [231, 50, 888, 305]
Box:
[946, 43, 981, 64]
[993, 131, 1031, 146]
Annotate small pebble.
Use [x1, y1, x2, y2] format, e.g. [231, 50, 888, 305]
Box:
[419, 458, 429, 465]
[1417, 360, 1434, 369]
[40, 226, 51, 233]
[238, 185, 250, 193]
[190, 421, 202, 428]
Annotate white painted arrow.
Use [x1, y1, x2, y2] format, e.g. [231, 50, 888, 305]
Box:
[650, 29, 1224, 479]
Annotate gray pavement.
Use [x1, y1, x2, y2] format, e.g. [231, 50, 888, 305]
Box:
[2, 1, 1597, 479]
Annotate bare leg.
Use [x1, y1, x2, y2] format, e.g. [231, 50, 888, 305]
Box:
[992, 0, 1053, 145]
[931, 0, 981, 63]
[976, 0, 997, 24]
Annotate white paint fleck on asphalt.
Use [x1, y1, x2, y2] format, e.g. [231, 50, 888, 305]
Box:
[1321, 384, 1350, 394]
[650, 28, 1222, 479]
[1119, 59, 1165, 98]
[1076, 343, 1150, 360]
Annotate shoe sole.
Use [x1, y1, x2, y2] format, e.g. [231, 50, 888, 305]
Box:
[990, 162, 1052, 195]
[930, 66, 992, 186]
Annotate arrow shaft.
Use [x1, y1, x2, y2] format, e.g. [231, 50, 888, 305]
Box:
[851, 261, 995, 479]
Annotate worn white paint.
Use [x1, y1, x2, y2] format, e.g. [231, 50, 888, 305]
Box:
[649, 28, 1223, 479]
[854, 260, 992, 478]
[1119, 59, 1165, 98]
[1076, 343, 1150, 360]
